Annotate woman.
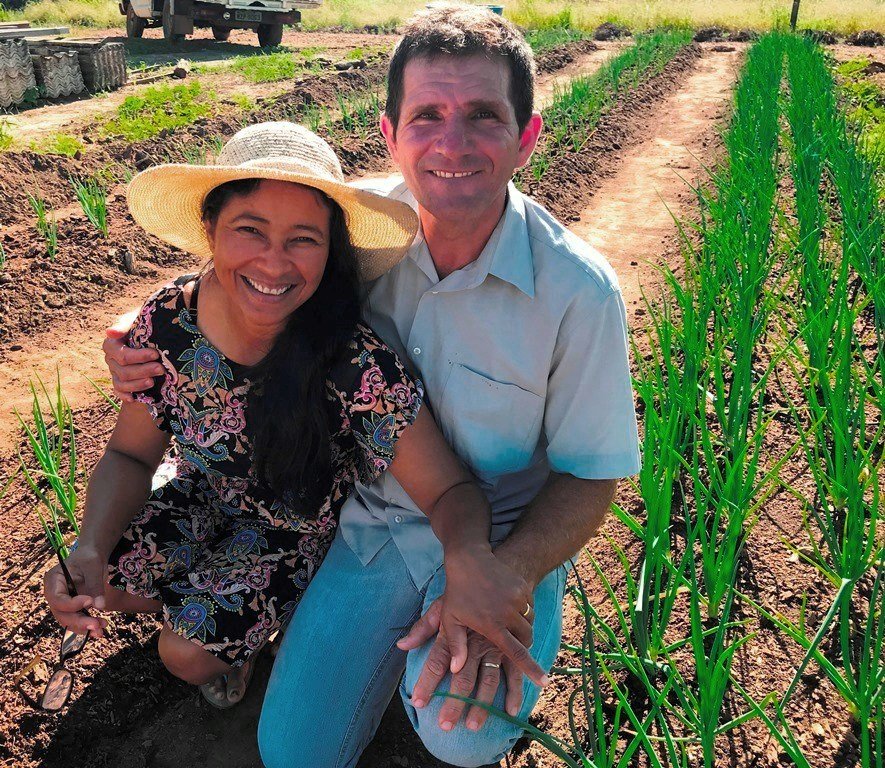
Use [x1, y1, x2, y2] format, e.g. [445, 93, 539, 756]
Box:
[43, 122, 489, 708]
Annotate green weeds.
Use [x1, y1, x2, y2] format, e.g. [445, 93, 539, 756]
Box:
[0, 119, 13, 151]
[31, 133, 84, 157]
[228, 49, 302, 83]
[103, 82, 215, 141]
[525, 25, 588, 53]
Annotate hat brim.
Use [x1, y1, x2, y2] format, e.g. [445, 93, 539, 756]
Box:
[127, 164, 418, 282]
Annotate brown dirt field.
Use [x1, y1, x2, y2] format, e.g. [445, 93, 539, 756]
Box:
[0, 34, 875, 768]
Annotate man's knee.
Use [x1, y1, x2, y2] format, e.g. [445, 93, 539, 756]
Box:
[413, 707, 519, 768]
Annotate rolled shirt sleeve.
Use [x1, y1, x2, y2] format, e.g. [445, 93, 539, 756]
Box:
[544, 288, 641, 479]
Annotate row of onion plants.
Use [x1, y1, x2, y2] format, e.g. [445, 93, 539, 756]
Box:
[772, 35, 884, 768]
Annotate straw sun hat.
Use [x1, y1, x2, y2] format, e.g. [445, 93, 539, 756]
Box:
[127, 121, 418, 282]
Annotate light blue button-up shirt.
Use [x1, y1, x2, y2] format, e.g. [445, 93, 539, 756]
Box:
[339, 176, 641, 588]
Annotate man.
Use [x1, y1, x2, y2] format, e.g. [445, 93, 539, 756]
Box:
[105, 6, 640, 766]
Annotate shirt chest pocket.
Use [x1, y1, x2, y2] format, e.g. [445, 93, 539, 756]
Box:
[440, 364, 544, 478]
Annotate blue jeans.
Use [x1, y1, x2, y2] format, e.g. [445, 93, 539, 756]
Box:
[258, 530, 567, 768]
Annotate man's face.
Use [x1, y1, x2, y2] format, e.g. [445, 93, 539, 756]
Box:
[381, 54, 541, 231]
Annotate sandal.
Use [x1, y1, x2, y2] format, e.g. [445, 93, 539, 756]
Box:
[199, 658, 255, 709]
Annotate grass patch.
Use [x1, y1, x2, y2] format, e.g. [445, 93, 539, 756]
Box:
[524, 25, 588, 53]
[0, 119, 13, 151]
[228, 49, 303, 83]
[343, 43, 390, 61]
[31, 133, 84, 157]
[103, 81, 215, 141]
[231, 93, 256, 111]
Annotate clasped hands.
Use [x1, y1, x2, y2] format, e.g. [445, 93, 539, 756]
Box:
[396, 544, 547, 733]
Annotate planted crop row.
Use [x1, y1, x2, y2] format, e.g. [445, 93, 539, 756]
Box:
[528, 28, 694, 179]
[777, 35, 884, 768]
[489, 31, 881, 767]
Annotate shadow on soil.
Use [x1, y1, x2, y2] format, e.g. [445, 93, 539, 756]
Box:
[31, 632, 449, 768]
[120, 35, 288, 68]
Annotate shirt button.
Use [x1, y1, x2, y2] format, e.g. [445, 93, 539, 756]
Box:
[394, 515, 404, 524]
[413, 347, 421, 356]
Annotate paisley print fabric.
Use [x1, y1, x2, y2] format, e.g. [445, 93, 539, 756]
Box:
[107, 277, 422, 666]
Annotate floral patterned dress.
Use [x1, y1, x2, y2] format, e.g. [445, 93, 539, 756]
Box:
[107, 277, 422, 667]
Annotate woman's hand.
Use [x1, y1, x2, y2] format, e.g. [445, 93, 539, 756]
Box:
[103, 311, 163, 402]
[43, 546, 110, 637]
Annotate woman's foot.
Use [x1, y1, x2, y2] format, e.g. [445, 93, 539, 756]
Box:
[200, 658, 254, 709]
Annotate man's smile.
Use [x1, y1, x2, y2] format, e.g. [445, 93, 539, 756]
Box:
[428, 170, 481, 178]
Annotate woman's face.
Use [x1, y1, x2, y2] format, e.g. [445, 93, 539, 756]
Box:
[204, 179, 332, 335]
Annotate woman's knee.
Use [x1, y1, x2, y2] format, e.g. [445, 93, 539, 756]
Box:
[158, 627, 226, 685]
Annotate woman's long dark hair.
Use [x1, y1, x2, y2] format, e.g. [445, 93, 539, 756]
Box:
[202, 179, 362, 513]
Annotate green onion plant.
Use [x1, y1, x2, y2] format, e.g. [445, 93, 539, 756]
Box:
[71, 176, 109, 238]
[14, 375, 80, 559]
[27, 191, 59, 259]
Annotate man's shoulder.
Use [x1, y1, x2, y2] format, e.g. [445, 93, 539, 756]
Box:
[518, 192, 620, 300]
[352, 174, 416, 207]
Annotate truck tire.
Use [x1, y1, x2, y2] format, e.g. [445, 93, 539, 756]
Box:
[212, 24, 231, 40]
[125, 2, 146, 37]
[162, 0, 185, 43]
[257, 22, 283, 47]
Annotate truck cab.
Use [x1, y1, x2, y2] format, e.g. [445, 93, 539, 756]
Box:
[122, 0, 321, 47]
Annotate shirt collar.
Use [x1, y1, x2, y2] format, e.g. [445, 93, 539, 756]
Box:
[397, 180, 535, 297]
[487, 184, 535, 298]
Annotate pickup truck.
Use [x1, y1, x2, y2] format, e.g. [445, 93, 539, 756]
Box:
[121, 0, 321, 47]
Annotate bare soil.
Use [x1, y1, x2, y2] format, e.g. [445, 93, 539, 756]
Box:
[0, 34, 869, 768]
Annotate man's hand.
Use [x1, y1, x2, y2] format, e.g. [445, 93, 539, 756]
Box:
[398, 546, 546, 684]
[404, 620, 525, 731]
[103, 311, 162, 401]
[43, 546, 109, 638]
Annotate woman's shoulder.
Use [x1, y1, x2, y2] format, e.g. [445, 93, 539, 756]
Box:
[142, 275, 194, 311]
[348, 322, 397, 357]
[328, 322, 418, 396]
[129, 275, 195, 348]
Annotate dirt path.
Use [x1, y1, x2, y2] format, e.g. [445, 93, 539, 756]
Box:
[570, 43, 745, 309]
[0, 258, 201, 454]
[534, 41, 628, 109]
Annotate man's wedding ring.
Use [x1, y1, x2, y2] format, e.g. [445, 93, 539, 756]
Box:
[481, 662, 501, 669]
[521, 602, 531, 618]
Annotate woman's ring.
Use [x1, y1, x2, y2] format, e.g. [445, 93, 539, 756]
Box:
[481, 662, 501, 669]
[521, 602, 531, 618]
